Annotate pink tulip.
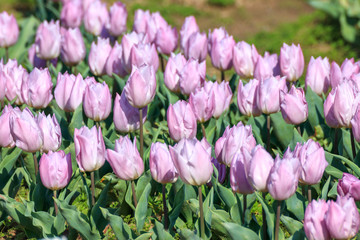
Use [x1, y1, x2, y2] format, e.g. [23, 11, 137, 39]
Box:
[304, 199, 330, 240]
[83, 0, 109, 36]
[10, 107, 43, 153]
[83, 81, 112, 121]
[164, 53, 186, 93]
[39, 150, 72, 190]
[331, 58, 360, 89]
[323, 88, 340, 128]
[37, 112, 61, 153]
[133, 9, 151, 34]
[108, 2, 127, 37]
[121, 31, 149, 73]
[180, 16, 199, 52]
[179, 59, 206, 95]
[28, 44, 57, 69]
[60, 0, 83, 28]
[189, 86, 215, 123]
[88, 37, 112, 76]
[167, 100, 197, 142]
[211, 157, 226, 184]
[253, 52, 279, 80]
[130, 43, 159, 71]
[21, 68, 53, 109]
[2, 60, 28, 105]
[337, 173, 360, 200]
[113, 92, 147, 133]
[169, 138, 213, 186]
[35, 20, 61, 60]
[0, 105, 16, 148]
[124, 64, 156, 108]
[233, 41, 259, 77]
[205, 81, 232, 118]
[237, 79, 261, 117]
[144, 12, 168, 43]
[280, 86, 308, 125]
[352, 106, 360, 142]
[74, 125, 106, 172]
[0, 11, 19, 48]
[184, 32, 208, 62]
[209, 28, 235, 70]
[155, 25, 178, 55]
[105, 42, 127, 77]
[230, 152, 254, 194]
[279, 43, 304, 81]
[150, 142, 178, 184]
[54, 72, 86, 112]
[257, 76, 287, 114]
[60, 27, 86, 66]
[208, 27, 227, 53]
[305, 56, 330, 95]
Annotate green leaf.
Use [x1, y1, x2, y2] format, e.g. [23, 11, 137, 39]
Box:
[326, 152, 360, 177]
[308, 0, 341, 18]
[91, 182, 111, 233]
[215, 182, 236, 209]
[270, 112, 294, 148]
[255, 192, 275, 239]
[68, 105, 84, 137]
[210, 209, 232, 236]
[0, 148, 23, 194]
[178, 228, 200, 240]
[321, 176, 331, 200]
[151, 220, 174, 240]
[340, 12, 357, 43]
[222, 222, 259, 240]
[135, 233, 153, 240]
[80, 171, 92, 209]
[285, 192, 306, 221]
[305, 87, 325, 128]
[280, 215, 303, 235]
[328, 182, 339, 198]
[135, 182, 152, 232]
[100, 207, 135, 240]
[168, 184, 185, 230]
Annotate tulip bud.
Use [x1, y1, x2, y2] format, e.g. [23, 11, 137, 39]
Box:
[88, 37, 112, 76]
[326, 196, 360, 239]
[180, 16, 199, 52]
[155, 25, 178, 55]
[280, 86, 308, 125]
[0, 105, 16, 148]
[230, 152, 254, 194]
[37, 112, 62, 153]
[83, 0, 109, 36]
[105, 42, 127, 77]
[28, 44, 57, 69]
[233, 41, 259, 77]
[237, 79, 261, 117]
[209, 29, 235, 70]
[2, 60, 28, 105]
[169, 138, 213, 186]
[205, 81, 232, 118]
[83, 81, 111, 121]
[130, 43, 159, 71]
[133, 9, 151, 34]
[279, 43, 304, 82]
[167, 100, 197, 142]
[39, 150, 72, 190]
[323, 88, 340, 128]
[179, 59, 206, 95]
[60, 0, 83, 28]
[189, 86, 215, 123]
[184, 32, 208, 62]
[331, 59, 360, 89]
[113, 92, 147, 133]
[304, 199, 330, 240]
[0, 11, 19, 48]
[257, 76, 287, 114]
[60, 27, 86, 66]
[124, 64, 156, 108]
[74, 125, 106, 172]
[337, 173, 360, 200]
[121, 31, 149, 73]
[10, 107, 43, 153]
[106, 136, 144, 180]
[164, 53, 186, 92]
[108, 2, 127, 37]
[267, 154, 300, 200]
[35, 20, 61, 60]
[150, 142, 178, 184]
[253, 53, 279, 81]
[305, 56, 330, 95]
[21, 68, 53, 109]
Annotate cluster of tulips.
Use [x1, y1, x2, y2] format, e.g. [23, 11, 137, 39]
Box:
[1, 0, 360, 239]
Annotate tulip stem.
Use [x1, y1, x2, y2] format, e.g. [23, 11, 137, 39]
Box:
[351, 129, 356, 159]
[139, 108, 144, 159]
[198, 185, 205, 239]
[66, 111, 71, 124]
[307, 186, 312, 203]
[33, 153, 39, 177]
[131, 180, 138, 208]
[262, 192, 268, 240]
[201, 123, 206, 139]
[275, 201, 281, 240]
[333, 128, 339, 154]
[162, 184, 169, 230]
[90, 171, 95, 207]
[242, 194, 247, 226]
[72, 66, 77, 75]
[159, 54, 165, 73]
[267, 115, 271, 152]
[5, 47, 8, 63]
[53, 190, 58, 215]
[297, 126, 301, 136]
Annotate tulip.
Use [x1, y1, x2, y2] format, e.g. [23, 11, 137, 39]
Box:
[189, 86, 215, 123]
[323, 88, 340, 128]
[331, 58, 360, 89]
[305, 56, 330, 95]
[237, 79, 261, 117]
[10, 107, 43, 153]
[0, 105, 16, 148]
[179, 59, 206, 95]
[35, 20, 61, 60]
[209, 32, 235, 71]
[37, 112, 62, 153]
[124, 64, 156, 109]
[180, 16, 199, 52]
[155, 25, 178, 55]
[60, 27, 86, 66]
[164, 53, 186, 93]
[304, 199, 330, 240]
[167, 100, 197, 142]
[2, 60, 28, 104]
[352, 105, 360, 142]
[215, 122, 256, 166]
[326, 196, 360, 239]
[280, 86, 308, 125]
[337, 173, 360, 200]
[141, 12, 168, 43]
[0, 11, 19, 48]
[257, 76, 287, 115]
[108, 2, 127, 37]
[267, 154, 300, 200]
[28, 44, 57, 69]
[169, 138, 213, 186]
[106, 136, 144, 180]
[83, 81, 112, 121]
[88, 37, 112, 76]
[54, 72, 86, 112]
[184, 32, 208, 62]
[74, 125, 106, 172]
[211, 157, 226, 184]
[133, 9, 151, 34]
[253, 53, 279, 81]
[83, 0, 109, 36]
[230, 152, 254, 194]
[208, 27, 227, 52]
[60, 0, 83, 28]
[149, 142, 178, 184]
[113, 92, 147, 133]
[130, 43, 159, 71]
[279, 43, 304, 82]
[105, 42, 127, 77]
[21, 68, 53, 109]
[121, 31, 149, 73]
[39, 150, 72, 190]
[82, 0, 96, 11]
[205, 81, 232, 118]
[233, 41, 259, 77]
[244, 145, 274, 192]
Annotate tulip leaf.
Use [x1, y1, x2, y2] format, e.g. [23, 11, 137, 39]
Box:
[135, 182, 152, 232]
[328, 182, 339, 198]
[325, 165, 344, 179]
[150, 220, 174, 240]
[215, 182, 236, 209]
[326, 152, 360, 177]
[247, 115, 265, 146]
[285, 192, 305, 221]
[135, 170, 152, 200]
[255, 192, 275, 240]
[1, 166, 24, 198]
[68, 105, 84, 137]
[100, 207, 136, 240]
[280, 215, 303, 235]
[178, 228, 200, 240]
[168, 184, 185, 230]
[222, 222, 259, 240]
[91, 182, 111, 234]
[321, 176, 331, 200]
[338, 129, 353, 160]
[135, 233, 153, 240]
[125, 181, 136, 211]
[23, 152, 37, 182]
[305, 87, 325, 129]
[210, 209, 232, 236]
[270, 112, 294, 148]
[0, 148, 22, 194]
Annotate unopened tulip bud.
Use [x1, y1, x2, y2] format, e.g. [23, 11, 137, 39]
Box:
[233, 41, 259, 77]
[189, 86, 215, 123]
[230, 152, 254, 194]
[337, 173, 360, 200]
[88, 37, 112, 76]
[305, 56, 330, 95]
[108, 2, 127, 37]
[280, 86, 308, 125]
[155, 25, 178, 55]
[150, 142, 178, 184]
[0, 11, 19, 48]
[37, 112, 62, 153]
[304, 199, 330, 240]
[184, 32, 207, 62]
[60, 0, 83, 28]
[60, 27, 86, 66]
[164, 53, 186, 92]
[180, 16, 199, 52]
[205, 81, 232, 118]
[257, 76, 287, 114]
[179, 59, 206, 95]
[83, 81, 112, 121]
[279, 43, 304, 81]
[0, 105, 16, 148]
[35, 20, 61, 60]
[237, 79, 261, 117]
[130, 43, 159, 71]
[83, 0, 109, 36]
[105, 42, 127, 77]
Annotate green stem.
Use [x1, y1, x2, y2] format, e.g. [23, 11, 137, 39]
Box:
[201, 123, 206, 139]
[5, 47, 8, 63]
[162, 184, 169, 230]
[351, 128, 356, 159]
[159, 54, 165, 73]
[139, 108, 144, 159]
[333, 128, 339, 155]
[267, 115, 271, 152]
[220, 70, 225, 83]
[275, 201, 281, 240]
[308, 186, 312, 203]
[262, 192, 268, 240]
[33, 153, 39, 178]
[297, 126, 301, 135]
[91, 171, 95, 207]
[72, 65, 77, 75]
[54, 190, 58, 215]
[242, 194, 247, 226]
[198, 186, 205, 239]
[131, 180, 138, 208]
[66, 111, 71, 124]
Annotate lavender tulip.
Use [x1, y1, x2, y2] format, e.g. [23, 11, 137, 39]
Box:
[107, 136, 144, 180]
[323, 88, 340, 128]
[60, 0, 83, 28]
[179, 59, 206, 95]
[180, 16, 199, 52]
[280, 86, 308, 125]
[83, 0, 109, 36]
[2, 60, 28, 105]
[230, 152, 254, 194]
[0, 105, 15, 148]
[205, 81, 232, 118]
[253, 52, 279, 80]
[144, 12, 168, 43]
[164, 53, 186, 93]
[337, 173, 360, 200]
[155, 25, 178, 55]
[88, 37, 112, 76]
[257, 76, 287, 114]
[28, 44, 57, 69]
[121, 31, 149, 73]
[150, 142, 178, 184]
[233, 41, 259, 77]
[105, 42, 127, 77]
[189, 86, 215, 123]
[211, 157, 226, 184]
[304, 199, 330, 240]
[37, 112, 62, 153]
[237, 79, 261, 117]
[209, 29, 235, 70]
[331, 58, 360, 88]
[39, 150, 72, 190]
[184, 32, 208, 62]
[74, 125, 106, 172]
[0, 11, 19, 48]
[130, 43, 159, 71]
[83, 81, 112, 121]
[279, 43, 304, 81]
[108, 2, 127, 37]
[60, 27, 86, 66]
[35, 20, 61, 60]
[305, 56, 330, 95]
[133, 9, 151, 34]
